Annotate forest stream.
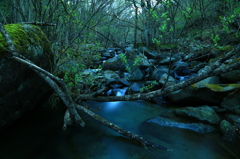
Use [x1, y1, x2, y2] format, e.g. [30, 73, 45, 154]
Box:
[0, 101, 240, 159]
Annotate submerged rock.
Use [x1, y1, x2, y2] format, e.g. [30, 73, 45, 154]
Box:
[167, 83, 240, 106]
[220, 120, 237, 142]
[175, 105, 221, 125]
[145, 117, 215, 133]
[220, 70, 240, 83]
[221, 88, 240, 114]
[0, 24, 54, 130]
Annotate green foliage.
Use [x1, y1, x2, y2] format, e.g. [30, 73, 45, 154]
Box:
[133, 56, 142, 66]
[56, 41, 103, 93]
[211, 34, 220, 46]
[119, 53, 131, 72]
[219, 15, 235, 34]
[140, 81, 157, 93]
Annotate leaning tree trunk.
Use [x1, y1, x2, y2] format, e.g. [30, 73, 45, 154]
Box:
[0, 23, 172, 151]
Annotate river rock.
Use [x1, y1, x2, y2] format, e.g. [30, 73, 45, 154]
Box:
[220, 120, 237, 141]
[144, 117, 215, 133]
[198, 76, 221, 84]
[159, 73, 177, 87]
[167, 83, 240, 106]
[159, 57, 177, 65]
[144, 51, 158, 59]
[175, 106, 221, 124]
[127, 66, 144, 81]
[173, 65, 191, 76]
[103, 70, 120, 80]
[221, 87, 240, 114]
[136, 53, 152, 69]
[220, 70, 240, 83]
[225, 114, 240, 129]
[234, 119, 240, 130]
[129, 82, 144, 93]
[150, 66, 172, 80]
[0, 24, 54, 130]
[118, 78, 130, 86]
[102, 56, 126, 71]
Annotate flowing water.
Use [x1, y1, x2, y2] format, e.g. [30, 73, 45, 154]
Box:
[0, 101, 240, 159]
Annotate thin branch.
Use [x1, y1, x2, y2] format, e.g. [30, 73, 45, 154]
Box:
[21, 22, 56, 26]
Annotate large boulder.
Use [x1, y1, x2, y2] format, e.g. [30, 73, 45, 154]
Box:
[220, 70, 240, 83]
[102, 56, 126, 71]
[175, 105, 221, 125]
[0, 24, 54, 130]
[150, 66, 172, 80]
[221, 88, 240, 114]
[167, 83, 240, 106]
[142, 116, 215, 133]
[159, 73, 177, 87]
[220, 120, 237, 142]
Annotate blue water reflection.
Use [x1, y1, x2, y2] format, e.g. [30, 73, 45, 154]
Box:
[0, 101, 239, 159]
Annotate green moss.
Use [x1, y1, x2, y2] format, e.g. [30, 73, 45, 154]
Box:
[220, 45, 233, 52]
[204, 84, 224, 91]
[0, 24, 51, 59]
[191, 83, 240, 92]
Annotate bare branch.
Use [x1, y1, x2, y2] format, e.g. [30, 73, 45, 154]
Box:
[21, 22, 56, 26]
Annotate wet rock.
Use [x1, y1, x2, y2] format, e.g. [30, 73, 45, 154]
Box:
[221, 70, 240, 83]
[234, 118, 240, 130]
[225, 114, 240, 127]
[136, 54, 152, 69]
[101, 49, 115, 58]
[144, 51, 158, 59]
[0, 24, 54, 130]
[112, 87, 128, 96]
[221, 88, 240, 114]
[220, 120, 237, 141]
[145, 117, 215, 133]
[136, 46, 149, 54]
[159, 73, 177, 87]
[167, 83, 240, 106]
[198, 76, 221, 84]
[211, 106, 227, 113]
[103, 70, 120, 80]
[159, 57, 177, 65]
[150, 66, 172, 80]
[118, 78, 130, 86]
[175, 105, 221, 125]
[173, 65, 191, 76]
[102, 56, 126, 71]
[130, 82, 144, 93]
[126, 66, 144, 81]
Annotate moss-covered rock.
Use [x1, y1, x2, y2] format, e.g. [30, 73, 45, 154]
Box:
[0, 24, 55, 130]
[221, 88, 240, 114]
[175, 105, 221, 125]
[167, 83, 240, 106]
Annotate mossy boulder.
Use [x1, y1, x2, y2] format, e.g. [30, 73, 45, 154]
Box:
[220, 70, 240, 83]
[0, 24, 54, 130]
[167, 83, 240, 106]
[221, 88, 240, 114]
[175, 105, 221, 125]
